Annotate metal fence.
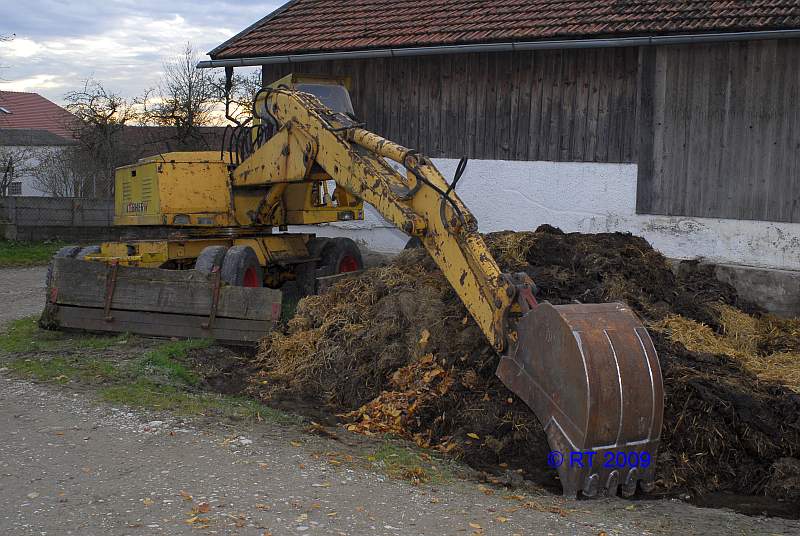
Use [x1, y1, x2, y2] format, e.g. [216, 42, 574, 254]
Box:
[0, 196, 115, 241]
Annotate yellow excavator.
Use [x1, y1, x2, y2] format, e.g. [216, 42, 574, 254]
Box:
[48, 74, 663, 498]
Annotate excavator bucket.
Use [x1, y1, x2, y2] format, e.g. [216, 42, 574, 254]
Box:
[496, 302, 663, 498]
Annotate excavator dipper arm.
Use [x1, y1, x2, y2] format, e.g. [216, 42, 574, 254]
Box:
[237, 87, 664, 498]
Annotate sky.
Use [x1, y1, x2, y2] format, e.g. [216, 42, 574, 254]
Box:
[0, 0, 281, 105]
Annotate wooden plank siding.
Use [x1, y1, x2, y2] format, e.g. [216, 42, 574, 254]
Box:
[263, 39, 800, 223]
[637, 39, 800, 223]
[262, 48, 640, 163]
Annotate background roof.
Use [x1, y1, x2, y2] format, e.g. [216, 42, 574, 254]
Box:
[0, 91, 77, 140]
[0, 128, 76, 147]
[211, 0, 800, 59]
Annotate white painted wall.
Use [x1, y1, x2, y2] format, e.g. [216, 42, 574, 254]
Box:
[293, 158, 800, 272]
[1, 145, 65, 197]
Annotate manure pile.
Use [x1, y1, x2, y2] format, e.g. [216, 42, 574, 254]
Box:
[251, 226, 800, 501]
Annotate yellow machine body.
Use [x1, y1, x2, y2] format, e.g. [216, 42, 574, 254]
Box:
[114, 152, 234, 227]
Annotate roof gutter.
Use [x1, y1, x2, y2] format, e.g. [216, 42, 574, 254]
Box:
[197, 28, 800, 68]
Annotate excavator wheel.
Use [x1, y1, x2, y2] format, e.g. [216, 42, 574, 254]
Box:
[76, 245, 101, 260]
[404, 237, 423, 249]
[221, 246, 263, 288]
[195, 246, 228, 274]
[497, 302, 663, 498]
[316, 237, 364, 277]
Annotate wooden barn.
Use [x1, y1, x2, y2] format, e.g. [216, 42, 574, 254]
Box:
[201, 0, 800, 312]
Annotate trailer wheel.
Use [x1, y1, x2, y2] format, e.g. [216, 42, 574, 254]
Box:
[221, 246, 263, 287]
[195, 246, 228, 274]
[76, 245, 101, 260]
[45, 245, 82, 293]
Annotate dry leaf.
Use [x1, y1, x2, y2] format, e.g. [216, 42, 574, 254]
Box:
[467, 433, 480, 440]
[194, 502, 210, 514]
[478, 485, 494, 496]
[142, 498, 155, 506]
[290, 440, 302, 447]
[495, 516, 509, 523]
[327, 512, 337, 517]
[179, 490, 193, 501]
[256, 503, 271, 511]
[418, 329, 430, 346]
[258, 463, 269, 470]
[429, 497, 441, 504]
[469, 522, 482, 529]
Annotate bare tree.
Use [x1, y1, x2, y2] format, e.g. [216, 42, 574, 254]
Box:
[63, 78, 137, 197]
[29, 147, 90, 197]
[0, 146, 34, 197]
[139, 43, 218, 145]
[213, 68, 262, 125]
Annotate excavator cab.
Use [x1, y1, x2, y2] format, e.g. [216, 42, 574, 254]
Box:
[267, 73, 355, 113]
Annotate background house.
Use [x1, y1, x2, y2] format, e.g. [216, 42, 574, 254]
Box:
[203, 1, 800, 282]
[0, 91, 77, 196]
[0, 90, 227, 198]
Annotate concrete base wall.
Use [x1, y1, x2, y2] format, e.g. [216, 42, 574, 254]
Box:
[714, 264, 800, 317]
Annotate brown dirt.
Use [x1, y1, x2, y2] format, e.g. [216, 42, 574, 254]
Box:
[249, 227, 800, 507]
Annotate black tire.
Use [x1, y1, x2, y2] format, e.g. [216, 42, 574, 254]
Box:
[294, 238, 331, 297]
[195, 245, 228, 274]
[220, 246, 263, 287]
[76, 245, 101, 260]
[45, 245, 82, 293]
[318, 237, 363, 277]
[404, 237, 423, 249]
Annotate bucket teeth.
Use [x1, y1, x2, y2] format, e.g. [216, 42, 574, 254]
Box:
[561, 461, 657, 498]
[496, 302, 664, 499]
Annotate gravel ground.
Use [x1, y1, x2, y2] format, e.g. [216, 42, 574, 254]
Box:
[1, 266, 799, 535]
[0, 266, 46, 326]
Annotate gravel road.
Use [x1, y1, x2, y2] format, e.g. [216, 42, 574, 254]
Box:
[0, 266, 46, 326]
[1, 266, 799, 535]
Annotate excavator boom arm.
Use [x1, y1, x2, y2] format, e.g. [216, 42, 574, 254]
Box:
[235, 85, 664, 498]
[239, 88, 518, 352]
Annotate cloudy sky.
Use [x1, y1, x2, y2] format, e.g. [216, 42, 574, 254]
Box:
[0, 0, 281, 104]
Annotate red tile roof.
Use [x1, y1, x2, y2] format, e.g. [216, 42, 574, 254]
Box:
[211, 0, 800, 59]
[0, 91, 77, 140]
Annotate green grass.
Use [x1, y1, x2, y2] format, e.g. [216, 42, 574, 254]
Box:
[0, 240, 66, 267]
[0, 316, 127, 354]
[1, 317, 300, 424]
[100, 379, 299, 423]
[370, 442, 451, 484]
[8, 355, 124, 384]
[137, 339, 212, 386]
